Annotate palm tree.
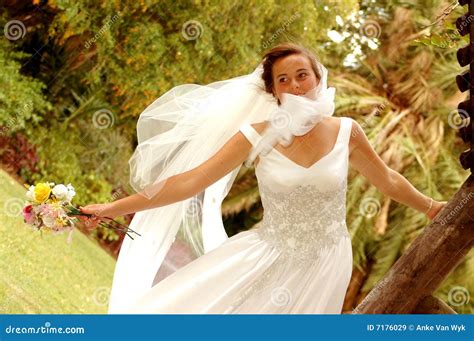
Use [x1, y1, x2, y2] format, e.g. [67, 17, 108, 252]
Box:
[332, 4, 473, 313]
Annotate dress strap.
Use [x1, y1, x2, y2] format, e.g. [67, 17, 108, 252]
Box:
[339, 117, 353, 148]
[239, 124, 262, 147]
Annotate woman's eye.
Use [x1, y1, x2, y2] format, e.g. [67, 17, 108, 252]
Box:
[279, 77, 287, 83]
[299, 73, 308, 78]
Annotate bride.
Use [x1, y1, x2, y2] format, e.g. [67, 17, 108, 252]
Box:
[80, 42, 446, 314]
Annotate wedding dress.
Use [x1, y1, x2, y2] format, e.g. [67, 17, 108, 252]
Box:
[124, 116, 354, 314]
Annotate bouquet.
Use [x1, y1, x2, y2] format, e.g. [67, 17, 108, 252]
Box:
[22, 182, 140, 241]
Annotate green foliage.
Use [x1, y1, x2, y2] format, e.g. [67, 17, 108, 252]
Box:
[38, 0, 358, 120]
[0, 18, 52, 132]
[412, 1, 469, 50]
[23, 122, 132, 245]
[23, 122, 119, 207]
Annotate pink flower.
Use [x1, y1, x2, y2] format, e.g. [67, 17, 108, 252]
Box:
[40, 205, 59, 219]
[23, 205, 36, 224]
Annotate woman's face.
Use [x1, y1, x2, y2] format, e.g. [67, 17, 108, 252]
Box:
[271, 54, 320, 103]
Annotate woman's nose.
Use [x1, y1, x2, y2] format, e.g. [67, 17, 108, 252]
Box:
[290, 79, 300, 92]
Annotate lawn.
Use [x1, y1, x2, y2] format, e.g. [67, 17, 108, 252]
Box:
[0, 169, 115, 313]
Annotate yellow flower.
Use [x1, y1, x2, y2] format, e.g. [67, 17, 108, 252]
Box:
[49, 198, 61, 206]
[34, 183, 52, 203]
[55, 217, 66, 227]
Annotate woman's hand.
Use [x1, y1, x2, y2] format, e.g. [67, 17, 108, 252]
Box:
[78, 203, 117, 230]
[426, 200, 447, 220]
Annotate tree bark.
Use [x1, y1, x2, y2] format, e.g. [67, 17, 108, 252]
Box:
[412, 295, 457, 314]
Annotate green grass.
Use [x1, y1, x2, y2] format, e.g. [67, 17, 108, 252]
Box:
[0, 169, 115, 313]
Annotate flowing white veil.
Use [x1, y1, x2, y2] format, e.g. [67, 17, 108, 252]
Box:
[107, 60, 336, 313]
[108, 63, 278, 313]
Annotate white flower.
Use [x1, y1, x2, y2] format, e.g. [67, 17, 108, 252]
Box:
[52, 184, 68, 200]
[65, 184, 76, 202]
[42, 214, 56, 228]
[25, 185, 35, 201]
[66, 192, 75, 202]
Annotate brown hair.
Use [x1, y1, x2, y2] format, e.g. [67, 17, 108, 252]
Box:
[261, 42, 322, 105]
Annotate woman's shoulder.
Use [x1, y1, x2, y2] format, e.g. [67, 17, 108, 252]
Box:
[329, 116, 356, 132]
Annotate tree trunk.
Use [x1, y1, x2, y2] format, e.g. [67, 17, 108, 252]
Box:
[412, 295, 457, 314]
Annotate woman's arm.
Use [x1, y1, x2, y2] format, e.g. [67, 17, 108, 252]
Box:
[347, 119, 446, 219]
[80, 129, 255, 219]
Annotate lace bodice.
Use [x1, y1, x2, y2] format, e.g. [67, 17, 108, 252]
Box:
[239, 117, 352, 267]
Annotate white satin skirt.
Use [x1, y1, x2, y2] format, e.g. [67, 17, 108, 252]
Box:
[118, 229, 353, 314]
